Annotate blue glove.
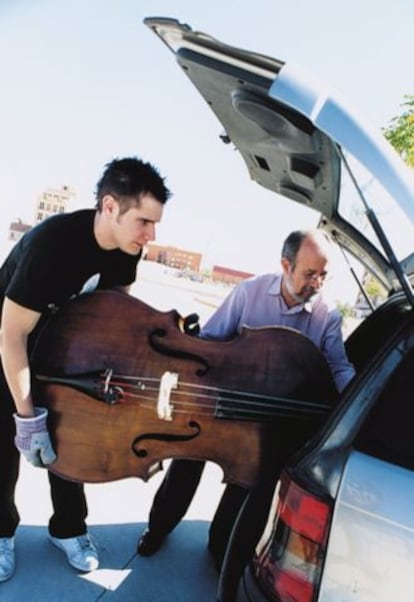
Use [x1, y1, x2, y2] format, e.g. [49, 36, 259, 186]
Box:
[14, 406, 57, 467]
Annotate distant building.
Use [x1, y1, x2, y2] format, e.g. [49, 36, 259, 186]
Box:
[145, 244, 202, 272]
[7, 184, 76, 245]
[9, 219, 31, 243]
[212, 265, 254, 285]
[34, 185, 75, 224]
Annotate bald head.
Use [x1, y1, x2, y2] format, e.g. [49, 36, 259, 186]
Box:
[281, 230, 332, 268]
[281, 229, 332, 307]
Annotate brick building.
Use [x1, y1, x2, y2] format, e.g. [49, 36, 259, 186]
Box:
[145, 243, 202, 272]
[8, 184, 76, 244]
[8, 219, 31, 243]
[211, 265, 254, 285]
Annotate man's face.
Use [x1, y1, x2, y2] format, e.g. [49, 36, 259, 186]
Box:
[109, 193, 164, 255]
[281, 239, 329, 306]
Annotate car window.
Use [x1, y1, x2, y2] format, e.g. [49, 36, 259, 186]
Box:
[345, 295, 412, 373]
[354, 345, 414, 470]
[339, 151, 414, 262]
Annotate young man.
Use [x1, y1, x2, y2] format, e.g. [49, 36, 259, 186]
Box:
[0, 156, 171, 582]
[137, 229, 355, 568]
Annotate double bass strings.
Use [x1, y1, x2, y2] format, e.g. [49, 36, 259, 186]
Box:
[106, 373, 331, 421]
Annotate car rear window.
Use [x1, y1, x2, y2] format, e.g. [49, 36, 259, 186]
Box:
[354, 346, 414, 470]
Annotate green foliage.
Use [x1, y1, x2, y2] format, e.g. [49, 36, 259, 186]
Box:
[357, 274, 387, 310]
[363, 274, 386, 299]
[383, 95, 414, 167]
[336, 301, 354, 318]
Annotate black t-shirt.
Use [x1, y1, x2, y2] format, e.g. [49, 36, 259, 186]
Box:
[0, 209, 140, 314]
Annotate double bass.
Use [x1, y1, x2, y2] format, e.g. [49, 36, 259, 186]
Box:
[30, 290, 337, 488]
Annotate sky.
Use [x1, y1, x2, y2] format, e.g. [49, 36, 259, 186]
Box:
[0, 0, 413, 296]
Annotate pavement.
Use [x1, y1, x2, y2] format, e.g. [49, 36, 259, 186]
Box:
[2, 458, 227, 601]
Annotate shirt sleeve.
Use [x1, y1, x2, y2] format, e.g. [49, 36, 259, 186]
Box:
[200, 284, 247, 340]
[321, 309, 356, 393]
[5, 247, 67, 312]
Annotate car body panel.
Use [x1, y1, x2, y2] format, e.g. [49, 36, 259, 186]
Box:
[145, 16, 414, 602]
[145, 17, 414, 294]
[269, 62, 414, 224]
[318, 451, 414, 602]
[263, 317, 414, 602]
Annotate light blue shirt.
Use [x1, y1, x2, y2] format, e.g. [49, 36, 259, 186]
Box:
[200, 273, 355, 393]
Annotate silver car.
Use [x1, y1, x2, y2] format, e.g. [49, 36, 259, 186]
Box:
[145, 17, 414, 602]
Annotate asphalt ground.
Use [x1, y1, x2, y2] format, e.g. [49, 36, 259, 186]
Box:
[2, 458, 226, 601]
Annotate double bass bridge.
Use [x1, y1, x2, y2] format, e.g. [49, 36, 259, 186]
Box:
[157, 371, 179, 421]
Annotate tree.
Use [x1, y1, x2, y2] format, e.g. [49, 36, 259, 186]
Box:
[363, 274, 386, 303]
[383, 95, 414, 167]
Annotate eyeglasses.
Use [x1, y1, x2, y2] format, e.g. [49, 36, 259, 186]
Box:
[302, 271, 327, 283]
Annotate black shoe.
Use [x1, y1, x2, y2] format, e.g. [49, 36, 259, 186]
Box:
[137, 529, 166, 556]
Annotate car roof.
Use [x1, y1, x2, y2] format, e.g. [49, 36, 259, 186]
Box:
[145, 17, 414, 298]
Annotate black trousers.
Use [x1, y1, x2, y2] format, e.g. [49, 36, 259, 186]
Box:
[217, 475, 277, 602]
[147, 458, 249, 566]
[0, 363, 87, 539]
[146, 426, 309, 596]
[147, 456, 279, 596]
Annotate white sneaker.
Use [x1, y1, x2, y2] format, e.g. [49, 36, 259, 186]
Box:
[49, 533, 99, 572]
[0, 537, 15, 582]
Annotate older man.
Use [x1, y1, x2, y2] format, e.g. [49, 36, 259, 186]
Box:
[138, 229, 355, 568]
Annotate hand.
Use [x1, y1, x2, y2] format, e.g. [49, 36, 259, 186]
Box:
[14, 406, 57, 467]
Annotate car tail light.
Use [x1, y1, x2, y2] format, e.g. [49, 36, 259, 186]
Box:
[252, 471, 332, 602]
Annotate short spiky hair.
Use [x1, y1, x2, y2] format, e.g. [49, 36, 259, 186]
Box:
[95, 157, 171, 211]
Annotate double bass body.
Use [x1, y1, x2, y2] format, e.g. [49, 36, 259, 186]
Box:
[30, 290, 336, 487]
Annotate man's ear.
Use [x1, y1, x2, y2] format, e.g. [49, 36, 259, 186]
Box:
[101, 194, 118, 217]
[281, 257, 291, 275]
